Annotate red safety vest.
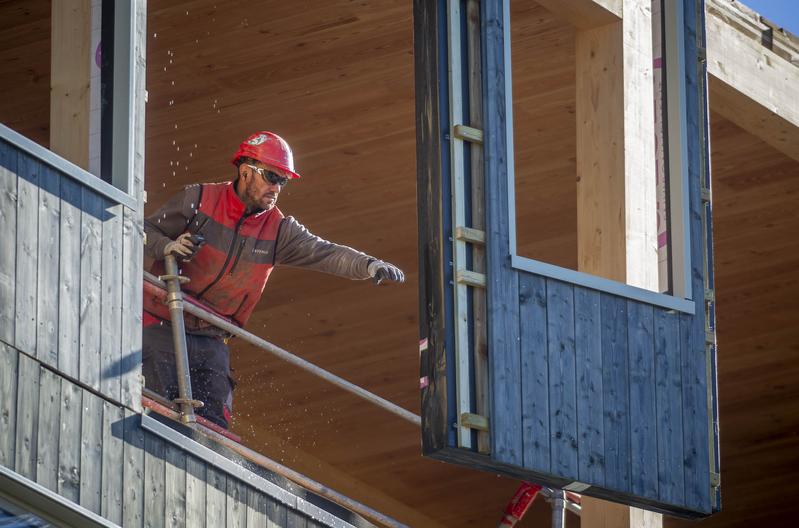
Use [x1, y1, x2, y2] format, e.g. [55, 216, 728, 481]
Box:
[143, 181, 284, 330]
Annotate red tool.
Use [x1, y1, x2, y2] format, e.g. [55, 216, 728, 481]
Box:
[498, 482, 543, 527]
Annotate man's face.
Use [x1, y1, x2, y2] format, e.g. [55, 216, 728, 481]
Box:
[239, 162, 289, 211]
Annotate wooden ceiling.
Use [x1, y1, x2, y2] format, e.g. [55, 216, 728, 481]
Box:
[0, 1, 797, 526]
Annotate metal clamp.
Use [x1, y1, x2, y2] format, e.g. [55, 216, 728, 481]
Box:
[174, 398, 205, 409]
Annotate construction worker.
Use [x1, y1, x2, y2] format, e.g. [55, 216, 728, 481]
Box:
[142, 131, 404, 429]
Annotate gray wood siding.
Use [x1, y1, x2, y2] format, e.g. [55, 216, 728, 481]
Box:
[0, 344, 368, 528]
[0, 138, 141, 410]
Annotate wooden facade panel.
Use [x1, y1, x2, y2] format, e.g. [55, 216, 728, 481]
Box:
[144, 433, 167, 528]
[164, 444, 187, 528]
[546, 279, 578, 481]
[627, 301, 658, 500]
[58, 379, 83, 503]
[79, 188, 104, 390]
[227, 477, 247, 528]
[206, 466, 227, 527]
[79, 389, 104, 514]
[36, 165, 61, 366]
[124, 408, 146, 528]
[14, 154, 39, 355]
[0, 343, 17, 468]
[600, 294, 631, 493]
[246, 486, 267, 527]
[0, 141, 18, 344]
[121, 205, 143, 411]
[101, 401, 125, 525]
[519, 273, 550, 473]
[36, 366, 61, 491]
[186, 455, 208, 527]
[574, 286, 604, 486]
[58, 177, 82, 379]
[484, 0, 523, 469]
[266, 499, 289, 527]
[13, 352, 40, 480]
[654, 308, 685, 505]
[100, 203, 124, 402]
[286, 510, 309, 528]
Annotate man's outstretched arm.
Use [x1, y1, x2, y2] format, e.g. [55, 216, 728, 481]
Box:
[274, 216, 404, 284]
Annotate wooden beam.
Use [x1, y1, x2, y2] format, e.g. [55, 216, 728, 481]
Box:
[50, 0, 91, 170]
[706, 10, 799, 162]
[575, 1, 658, 289]
[535, 0, 621, 30]
[576, 1, 662, 526]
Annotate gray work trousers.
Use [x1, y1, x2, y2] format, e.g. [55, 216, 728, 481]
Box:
[142, 324, 233, 429]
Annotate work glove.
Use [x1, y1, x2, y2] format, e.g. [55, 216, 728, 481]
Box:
[367, 259, 405, 285]
[163, 232, 204, 260]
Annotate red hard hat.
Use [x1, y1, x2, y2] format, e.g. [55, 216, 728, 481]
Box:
[231, 131, 301, 179]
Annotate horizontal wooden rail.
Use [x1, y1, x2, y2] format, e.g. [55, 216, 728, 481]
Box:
[143, 272, 422, 427]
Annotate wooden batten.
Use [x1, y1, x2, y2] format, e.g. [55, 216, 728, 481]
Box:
[50, 0, 91, 170]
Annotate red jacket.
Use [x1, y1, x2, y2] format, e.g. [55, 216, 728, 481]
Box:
[144, 181, 283, 329]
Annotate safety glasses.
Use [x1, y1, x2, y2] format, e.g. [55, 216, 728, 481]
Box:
[246, 164, 289, 186]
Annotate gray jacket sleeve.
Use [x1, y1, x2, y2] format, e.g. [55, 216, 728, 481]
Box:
[143, 185, 202, 260]
[274, 216, 373, 280]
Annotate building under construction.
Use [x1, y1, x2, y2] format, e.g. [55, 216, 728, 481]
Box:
[0, 0, 797, 526]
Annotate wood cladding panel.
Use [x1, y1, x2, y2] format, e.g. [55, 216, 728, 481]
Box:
[0, 342, 358, 528]
[0, 140, 133, 408]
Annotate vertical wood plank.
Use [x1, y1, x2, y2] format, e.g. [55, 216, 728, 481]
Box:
[101, 401, 124, 524]
[628, 300, 658, 500]
[0, 342, 18, 467]
[14, 154, 40, 354]
[574, 286, 604, 486]
[79, 188, 103, 390]
[206, 466, 226, 528]
[164, 444, 187, 528]
[286, 510, 308, 528]
[14, 353, 41, 479]
[36, 166, 61, 367]
[680, 312, 710, 511]
[144, 432, 166, 528]
[79, 389, 104, 514]
[413, 0, 449, 455]
[36, 367, 61, 491]
[227, 478, 246, 528]
[58, 379, 82, 503]
[484, 0, 523, 468]
[601, 294, 631, 493]
[120, 206, 142, 411]
[0, 140, 18, 344]
[123, 409, 145, 528]
[547, 280, 578, 480]
[58, 177, 82, 379]
[100, 203, 123, 401]
[654, 308, 685, 505]
[682, 0, 711, 513]
[245, 487, 266, 527]
[519, 273, 549, 472]
[185, 456, 207, 527]
[265, 498, 288, 528]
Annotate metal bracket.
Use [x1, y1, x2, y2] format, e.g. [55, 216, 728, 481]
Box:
[159, 273, 190, 284]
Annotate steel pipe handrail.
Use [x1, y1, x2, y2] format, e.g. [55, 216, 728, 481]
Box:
[143, 271, 422, 427]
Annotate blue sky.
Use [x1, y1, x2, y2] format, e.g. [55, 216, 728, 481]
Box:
[739, 0, 799, 35]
